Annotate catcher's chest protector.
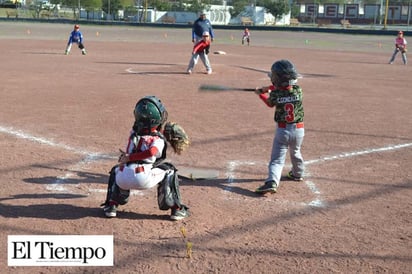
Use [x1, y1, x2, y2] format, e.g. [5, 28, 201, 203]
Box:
[157, 167, 182, 210]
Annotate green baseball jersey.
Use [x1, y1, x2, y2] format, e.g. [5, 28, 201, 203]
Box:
[269, 85, 304, 123]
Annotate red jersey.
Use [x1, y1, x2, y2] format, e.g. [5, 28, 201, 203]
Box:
[193, 39, 211, 54]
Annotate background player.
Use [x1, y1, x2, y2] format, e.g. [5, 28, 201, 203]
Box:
[192, 12, 214, 43]
[254, 59, 305, 194]
[242, 28, 250, 46]
[65, 24, 87, 55]
[389, 30, 407, 65]
[187, 31, 212, 75]
[102, 96, 190, 220]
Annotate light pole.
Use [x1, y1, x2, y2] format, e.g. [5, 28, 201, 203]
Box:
[383, 0, 389, 30]
[408, 0, 411, 30]
[108, 0, 111, 20]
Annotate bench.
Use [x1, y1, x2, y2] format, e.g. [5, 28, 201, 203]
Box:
[340, 19, 351, 28]
[6, 10, 18, 18]
[39, 10, 52, 19]
[290, 18, 300, 26]
[241, 17, 253, 26]
[161, 15, 175, 24]
[317, 18, 332, 27]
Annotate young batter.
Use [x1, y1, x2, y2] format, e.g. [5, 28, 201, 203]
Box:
[65, 24, 87, 55]
[255, 59, 305, 194]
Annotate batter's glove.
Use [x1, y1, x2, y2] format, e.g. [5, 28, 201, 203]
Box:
[164, 122, 190, 155]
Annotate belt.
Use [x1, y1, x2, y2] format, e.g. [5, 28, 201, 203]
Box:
[278, 122, 304, 129]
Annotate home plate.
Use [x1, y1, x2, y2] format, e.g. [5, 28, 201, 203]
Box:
[178, 166, 219, 180]
[214, 51, 226, 55]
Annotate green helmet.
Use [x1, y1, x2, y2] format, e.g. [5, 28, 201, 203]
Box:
[133, 96, 168, 134]
[269, 59, 299, 87]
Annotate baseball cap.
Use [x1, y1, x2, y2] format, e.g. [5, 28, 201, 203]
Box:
[202, 31, 210, 37]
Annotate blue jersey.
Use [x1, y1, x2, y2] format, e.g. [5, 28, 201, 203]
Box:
[192, 18, 214, 39]
[68, 30, 83, 45]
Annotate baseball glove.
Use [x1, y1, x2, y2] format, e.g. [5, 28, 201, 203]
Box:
[164, 122, 190, 154]
[397, 46, 407, 53]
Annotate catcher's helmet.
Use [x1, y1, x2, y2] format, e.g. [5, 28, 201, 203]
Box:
[269, 59, 299, 87]
[133, 96, 168, 134]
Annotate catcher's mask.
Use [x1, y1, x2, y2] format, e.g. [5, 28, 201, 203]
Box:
[269, 59, 299, 87]
[133, 96, 168, 135]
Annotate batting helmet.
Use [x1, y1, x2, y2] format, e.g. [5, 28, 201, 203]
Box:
[269, 59, 299, 87]
[133, 96, 168, 134]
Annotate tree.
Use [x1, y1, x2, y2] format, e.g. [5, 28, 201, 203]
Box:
[229, 0, 248, 17]
[102, 0, 121, 14]
[258, 0, 289, 20]
[149, 0, 172, 11]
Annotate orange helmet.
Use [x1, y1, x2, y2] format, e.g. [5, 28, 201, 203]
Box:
[74, 24, 80, 30]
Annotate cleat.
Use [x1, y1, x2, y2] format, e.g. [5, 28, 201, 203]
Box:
[255, 181, 277, 194]
[103, 204, 117, 218]
[287, 171, 303, 181]
[171, 205, 190, 221]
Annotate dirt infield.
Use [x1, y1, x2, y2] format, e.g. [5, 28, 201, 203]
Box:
[1, 22, 411, 273]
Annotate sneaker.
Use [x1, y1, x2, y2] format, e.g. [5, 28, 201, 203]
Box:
[82, 50, 87, 55]
[187, 69, 192, 74]
[171, 205, 189, 221]
[389, 62, 393, 64]
[206, 69, 212, 75]
[104, 204, 117, 218]
[255, 181, 277, 194]
[287, 171, 303, 181]
[65, 50, 69, 55]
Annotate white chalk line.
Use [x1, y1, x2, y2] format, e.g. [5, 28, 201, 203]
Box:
[126, 66, 185, 77]
[224, 160, 325, 207]
[223, 142, 412, 208]
[0, 125, 115, 193]
[2, 125, 411, 207]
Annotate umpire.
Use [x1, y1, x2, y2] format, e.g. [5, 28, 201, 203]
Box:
[192, 12, 214, 43]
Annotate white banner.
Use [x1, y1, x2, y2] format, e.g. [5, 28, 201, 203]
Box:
[8, 235, 113, 266]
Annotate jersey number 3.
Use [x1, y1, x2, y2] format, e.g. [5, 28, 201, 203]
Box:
[284, 103, 295, 123]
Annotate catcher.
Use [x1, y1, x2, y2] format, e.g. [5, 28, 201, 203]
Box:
[65, 24, 87, 55]
[102, 96, 190, 220]
[389, 30, 407, 65]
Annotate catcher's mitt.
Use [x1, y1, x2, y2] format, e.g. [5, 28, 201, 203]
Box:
[164, 122, 190, 154]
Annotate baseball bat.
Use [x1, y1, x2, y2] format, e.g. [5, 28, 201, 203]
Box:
[199, 84, 259, 92]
